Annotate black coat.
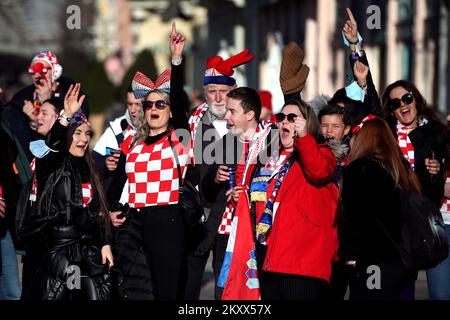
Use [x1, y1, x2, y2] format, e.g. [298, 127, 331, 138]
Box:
[0, 123, 21, 239]
[406, 122, 446, 205]
[339, 157, 403, 264]
[195, 132, 255, 256]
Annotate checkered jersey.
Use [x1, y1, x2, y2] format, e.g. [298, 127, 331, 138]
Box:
[125, 130, 192, 208]
[82, 182, 93, 207]
[396, 124, 415, 169]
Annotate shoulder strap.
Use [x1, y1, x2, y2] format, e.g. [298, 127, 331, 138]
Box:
[167, 134, 184, 194]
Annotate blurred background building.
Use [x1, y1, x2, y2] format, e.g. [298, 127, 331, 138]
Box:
[1, 0, 449, 120]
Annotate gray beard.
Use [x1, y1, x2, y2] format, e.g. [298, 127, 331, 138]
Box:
[208, 108, 226, 121]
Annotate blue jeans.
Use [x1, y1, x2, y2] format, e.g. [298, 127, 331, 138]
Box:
[0, 230, 21, 300]
[426, 224, 450, 300]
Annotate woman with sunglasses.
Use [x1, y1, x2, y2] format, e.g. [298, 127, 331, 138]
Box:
[340, 115, 421, 299]
[107, 26, 190, 300]
[16, 84, 113, 300]
[381, 80, 447, 206]
[247, 99, 338, 299]
[381, 80, 448, 299]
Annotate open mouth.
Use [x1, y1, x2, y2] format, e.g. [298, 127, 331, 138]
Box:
[34, 78, 43, 86]
[281, 127, 292, 138]
[400, 107, 411, 116]
[76, 144, 87, 152]
[150, 114, 160, 120]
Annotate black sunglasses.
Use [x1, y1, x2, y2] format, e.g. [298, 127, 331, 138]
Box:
[389, 92, 414, 110]
[143, 100, 169, 111]
[276, 113, 298, 123]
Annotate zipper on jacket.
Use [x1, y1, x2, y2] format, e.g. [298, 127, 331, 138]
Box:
[263, 204, 282, 272]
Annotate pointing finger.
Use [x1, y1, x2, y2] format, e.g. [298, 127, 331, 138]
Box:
[346, 8, 356, 23]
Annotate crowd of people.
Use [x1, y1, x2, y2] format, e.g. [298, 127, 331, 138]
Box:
[0, 9, 449, 301]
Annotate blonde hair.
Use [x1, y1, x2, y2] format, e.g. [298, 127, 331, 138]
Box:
[133, 89, 171, 145]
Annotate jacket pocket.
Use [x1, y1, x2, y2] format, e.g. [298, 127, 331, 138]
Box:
[302, 211, 320, 227]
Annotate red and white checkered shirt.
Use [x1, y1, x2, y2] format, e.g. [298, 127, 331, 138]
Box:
[396, 123, 415, 169]
[81, 182, 93, 207]
[125, 130, 192, 208]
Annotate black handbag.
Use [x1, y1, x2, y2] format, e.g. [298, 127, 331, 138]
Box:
[168, 134, 205, 228]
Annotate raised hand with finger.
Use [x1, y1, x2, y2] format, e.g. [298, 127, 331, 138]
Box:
[170, 21, 186, 62]
[343, 8, 358, 44]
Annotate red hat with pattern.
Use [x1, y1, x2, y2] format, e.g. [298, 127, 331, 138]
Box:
[204, 50, 254, 86]
[29, 51, 63, 81]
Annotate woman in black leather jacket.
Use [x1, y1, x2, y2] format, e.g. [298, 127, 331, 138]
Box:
[17, 84, 113, 300]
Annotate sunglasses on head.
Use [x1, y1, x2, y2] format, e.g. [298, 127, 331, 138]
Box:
[389, 92, 414, 110]
[142, 100, 169, 111]
[276, 113, 298, 123]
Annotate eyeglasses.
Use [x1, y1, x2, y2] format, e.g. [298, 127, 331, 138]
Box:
[142, 100, 169, 111]
[389, 92, 414, 110]
[275, 113, 298, 123]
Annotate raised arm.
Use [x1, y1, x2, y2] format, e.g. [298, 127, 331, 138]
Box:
[343, 8, 381, 116]
[169, 21, 189, 131]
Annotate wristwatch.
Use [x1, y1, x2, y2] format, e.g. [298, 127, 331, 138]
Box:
[171, 57, 183, 66]
[59, 110, 72, 123]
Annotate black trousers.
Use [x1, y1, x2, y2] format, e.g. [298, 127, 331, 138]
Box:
[182, 253, 208, 300]
[136, 205, 185, 300]
[325, 261, 352, 300]
[181, 222, 209, 300]
[212, 234, 229, 300]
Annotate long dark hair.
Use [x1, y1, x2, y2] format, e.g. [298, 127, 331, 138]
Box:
[67, 125, 111, 237]
[349, 117, 421, 193]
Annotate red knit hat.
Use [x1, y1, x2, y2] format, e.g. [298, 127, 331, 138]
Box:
[204, 50, 254, 86]
[258, 90, 272, 111]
